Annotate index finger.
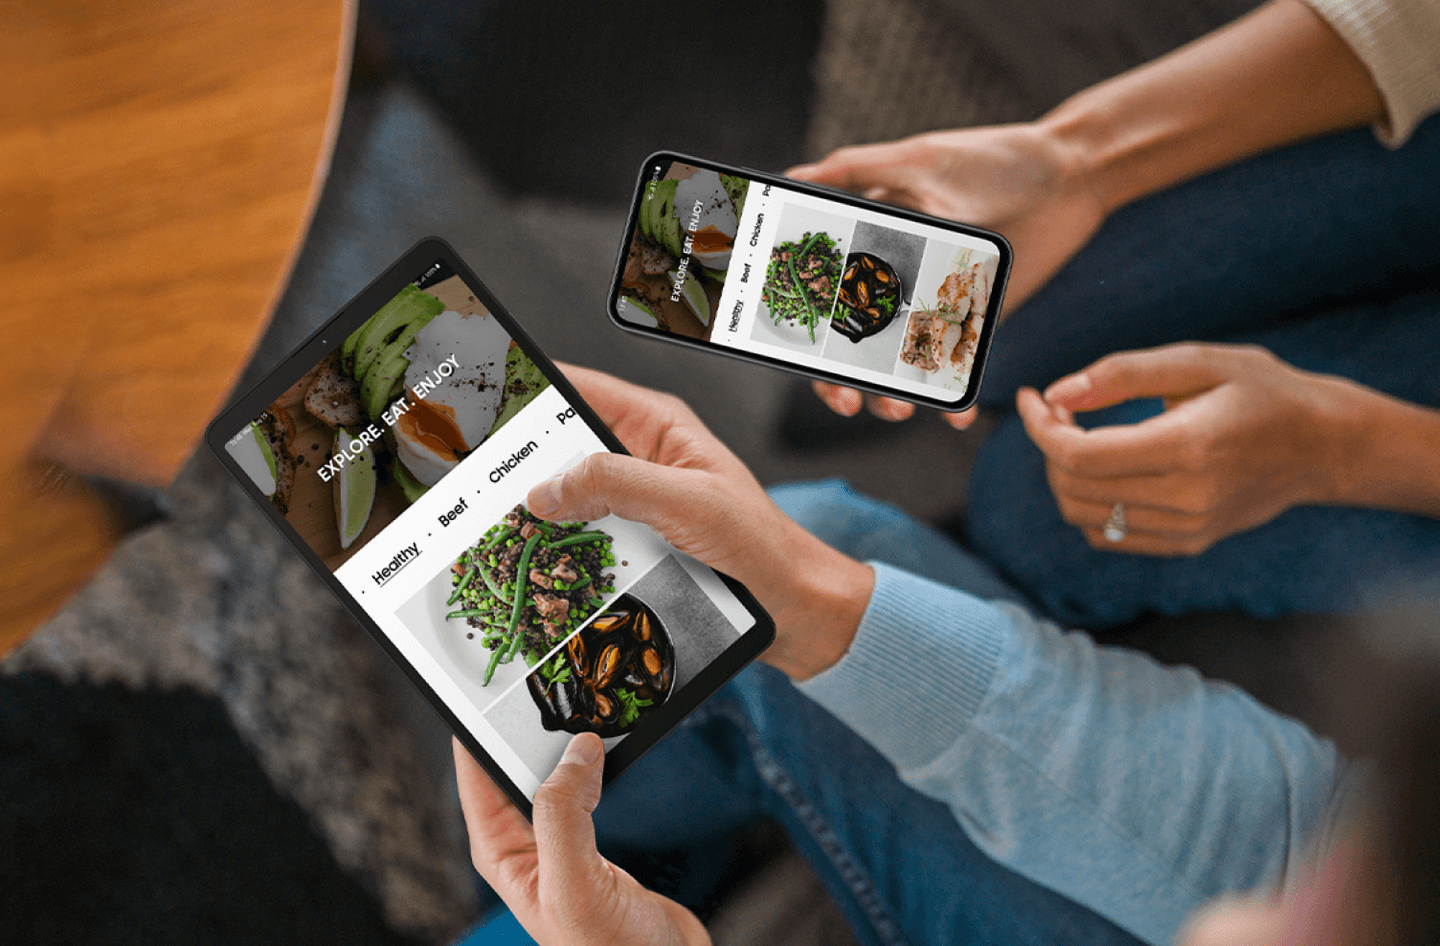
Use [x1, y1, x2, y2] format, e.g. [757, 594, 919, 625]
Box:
[813, 380, 862, 417]
[555, 363, 700, 459]
[1016, 386, 1190, 478]
[942, 406, 979, 430]
[787, 140, 924, 193]
[555, 363, 650, 429]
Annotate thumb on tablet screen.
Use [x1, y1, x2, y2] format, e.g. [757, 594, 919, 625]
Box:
[532, 734, 607, 890]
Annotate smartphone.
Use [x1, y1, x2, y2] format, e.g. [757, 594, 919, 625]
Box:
[608, 151, 1012, 411]
[206, 238, 774, 818]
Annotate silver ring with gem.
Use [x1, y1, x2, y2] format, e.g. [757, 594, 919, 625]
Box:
[1103, 503, 1128, 543]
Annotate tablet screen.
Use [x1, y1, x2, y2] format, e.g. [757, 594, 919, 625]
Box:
[217, 248, 764, 801]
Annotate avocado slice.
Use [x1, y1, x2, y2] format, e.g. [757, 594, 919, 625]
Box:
[647, 179, 675, 250]
[350, 285, 445, 381]
[641, 186, 660, 243]
[341, 323, 362, 370]
[636, 193, 651, 242]
[638, 185, 658, 243]
[360, 318, 429, 402]
[390, 458, 430, 503]
[488, 345, 552, 437]
[362, 347, 412, 420]
[719, 174, 748, 221]
[660, 185, 685, 257]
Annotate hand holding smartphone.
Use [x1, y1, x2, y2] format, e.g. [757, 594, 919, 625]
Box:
[609, 152, 1012, 412]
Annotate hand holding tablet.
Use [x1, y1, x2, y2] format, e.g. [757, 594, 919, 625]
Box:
[454, 732, 710, 946]
[452, 368, 877, 946]
[523, 364, 874, 683]
[207, 239, 774, 817]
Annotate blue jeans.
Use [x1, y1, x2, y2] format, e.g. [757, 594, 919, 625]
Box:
[590, 481, 1143, 946]
[965, 117, 1440, 627]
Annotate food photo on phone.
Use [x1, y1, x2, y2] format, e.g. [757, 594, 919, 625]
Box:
[609, 152, 1012, 412]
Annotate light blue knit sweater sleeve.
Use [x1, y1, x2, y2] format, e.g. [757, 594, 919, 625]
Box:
[797, 564, 1349, 946]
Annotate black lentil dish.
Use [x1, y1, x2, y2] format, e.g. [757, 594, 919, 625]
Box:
[527, 594, 675, 737]
[761, 231, 843, 341]
[446, 505, 616, 684]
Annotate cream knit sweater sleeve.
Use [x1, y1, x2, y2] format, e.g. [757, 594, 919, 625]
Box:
[1303, 0, 1440, 144]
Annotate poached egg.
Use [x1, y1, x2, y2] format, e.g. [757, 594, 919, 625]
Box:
[674, 170, 737, 271]
[393, 309, 511, 485]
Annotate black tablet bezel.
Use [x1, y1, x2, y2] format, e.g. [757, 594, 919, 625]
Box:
[606, 150, 1013, 413]
[205, 237, 776, 820]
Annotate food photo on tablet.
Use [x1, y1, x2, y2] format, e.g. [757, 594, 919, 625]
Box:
[208, 239, 773, 811]
[227, 269, 551, 568]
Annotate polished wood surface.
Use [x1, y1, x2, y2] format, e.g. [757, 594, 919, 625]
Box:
[0, 0, 355, 653]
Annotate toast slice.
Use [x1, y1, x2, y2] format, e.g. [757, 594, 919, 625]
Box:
[304, 350, 366, 429]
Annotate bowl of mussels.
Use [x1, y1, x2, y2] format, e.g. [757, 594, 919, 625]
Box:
[526, 594, 675, 737]
[832, 251, 904, 343]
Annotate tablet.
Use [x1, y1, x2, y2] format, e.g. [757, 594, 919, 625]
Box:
[206, 238, 774, 817]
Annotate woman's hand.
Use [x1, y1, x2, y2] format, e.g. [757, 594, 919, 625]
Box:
[810, 381, 981, 429]
[529, 365, 874, 681]
[794, 0, 1388, 430]
[792, 121, 1105, 427]
[790, 122, 1106, 312]
[1017, 343, 1354, 556]
[454, 734, 709, 946]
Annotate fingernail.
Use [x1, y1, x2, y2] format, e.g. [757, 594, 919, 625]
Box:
[529, 475, 563, 516]
[1044, 373, 1091, 404]
[562, 733, 601, 766]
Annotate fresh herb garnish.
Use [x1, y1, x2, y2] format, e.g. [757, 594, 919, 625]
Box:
[539, 651, 571, 694]
[615, 687, 654, 728]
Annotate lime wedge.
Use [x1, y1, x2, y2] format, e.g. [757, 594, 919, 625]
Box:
[252, 423, 279, 488]
[675, 272, 711, 327]
[226, 421, 280, 497]
[619, 296, 658, 328]
[332, 429, 377, 549]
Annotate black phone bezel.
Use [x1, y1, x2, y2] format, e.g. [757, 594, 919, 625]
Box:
[606, 150, 1013, 413]
[205, 237, 776, 820]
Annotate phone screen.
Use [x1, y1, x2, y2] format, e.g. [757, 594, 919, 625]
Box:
[610, 154, 1009, 408]
[213, 244, 768, 806]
